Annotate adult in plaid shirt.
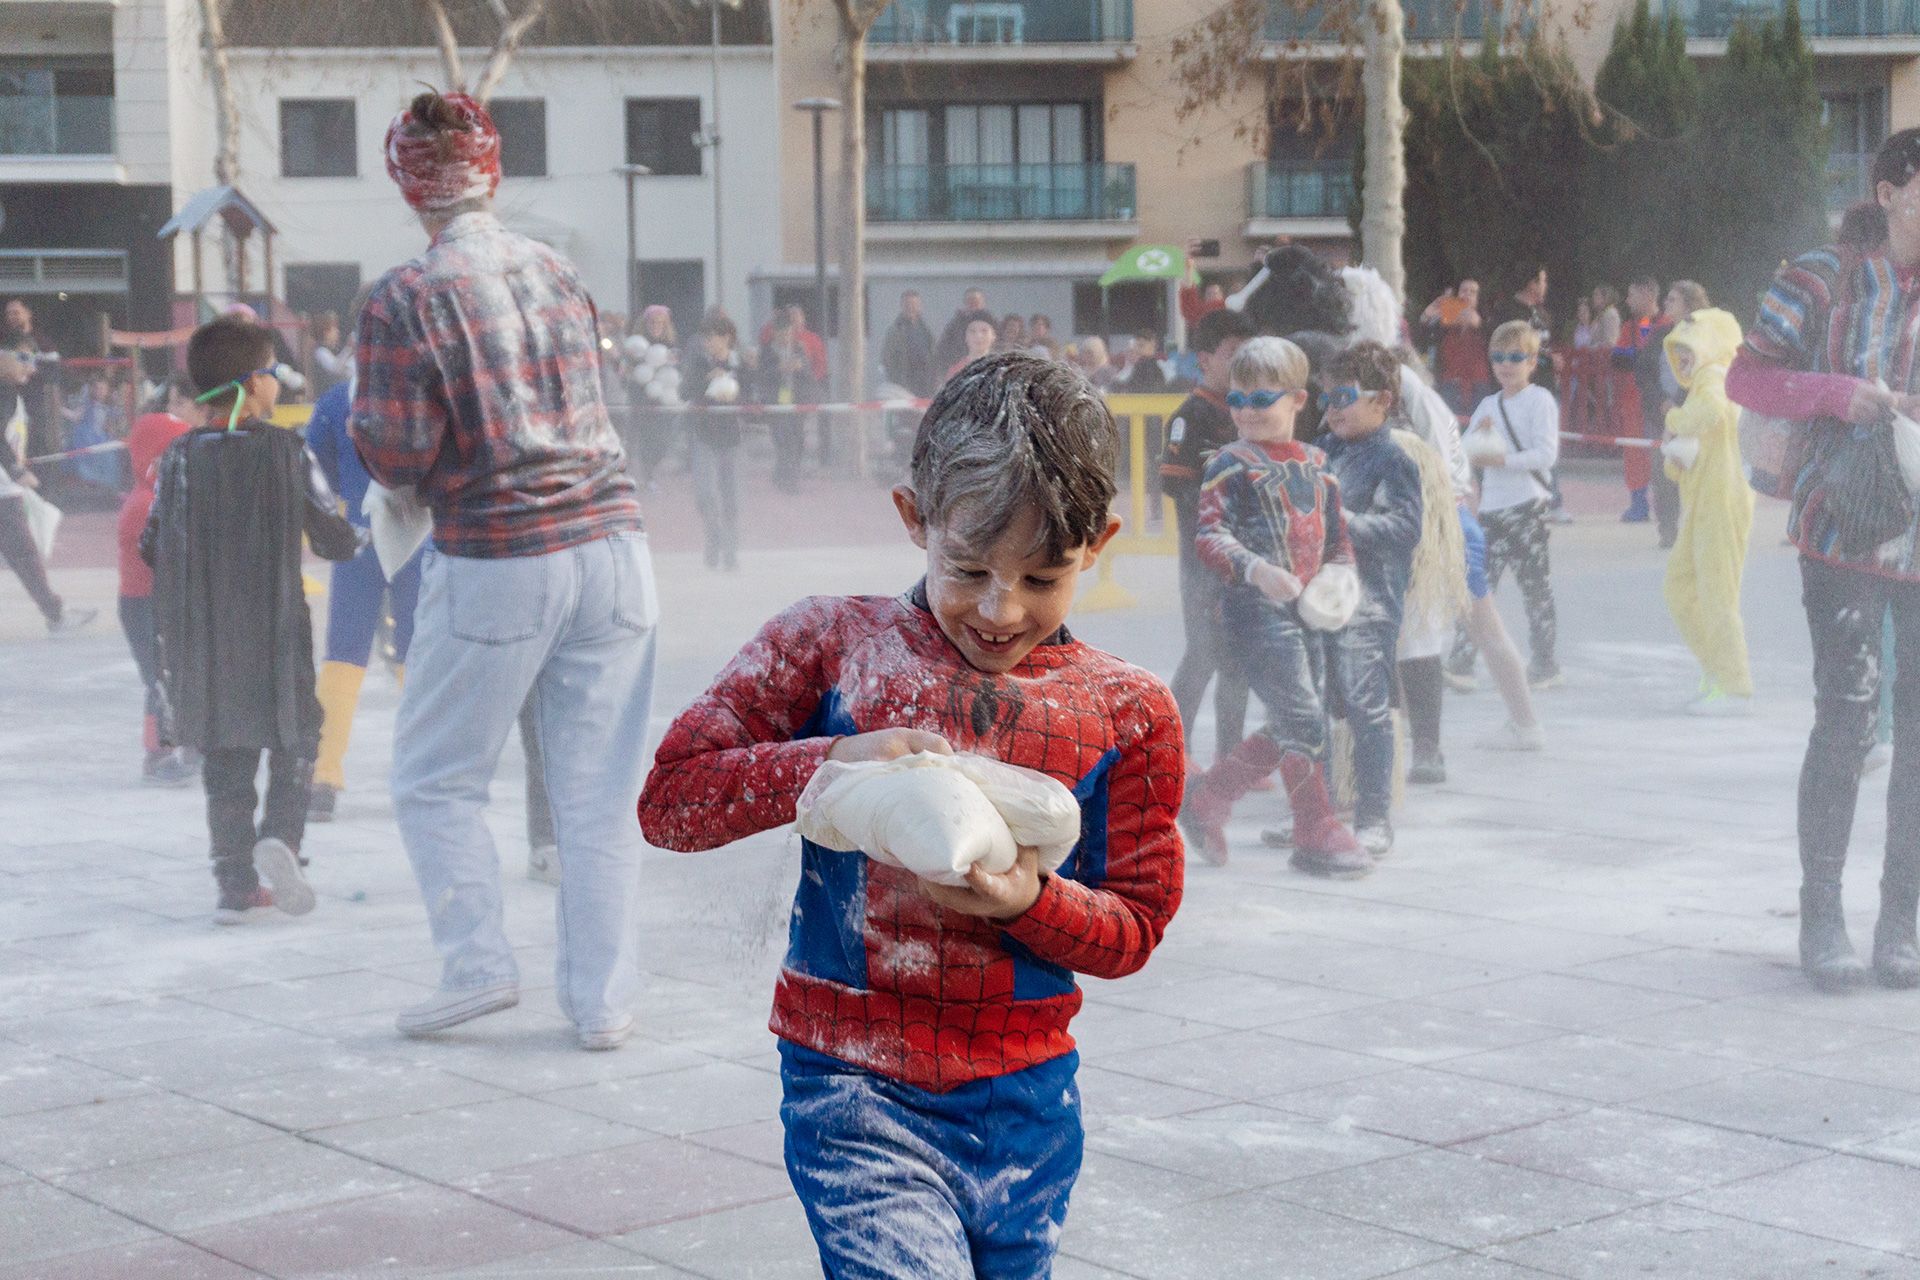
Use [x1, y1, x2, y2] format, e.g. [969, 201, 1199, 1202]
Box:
[350, 91, 656, 1051]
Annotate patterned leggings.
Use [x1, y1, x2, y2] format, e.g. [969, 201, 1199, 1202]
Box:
[1451, 499, 1558, 677]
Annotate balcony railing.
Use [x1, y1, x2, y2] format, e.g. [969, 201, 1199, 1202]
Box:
[1657, 0, 1920, 35]
[1266, 0, 1516, 41]
[1248, 161, 1354, 219]
[868, 163, 1137, 223]
[872, 0, 1134, 44]
[0, 64, 113, 156]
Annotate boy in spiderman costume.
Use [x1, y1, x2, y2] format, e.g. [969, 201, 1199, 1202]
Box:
[1181, 336, 1368, 876]
[639, 352, 1185, 1279]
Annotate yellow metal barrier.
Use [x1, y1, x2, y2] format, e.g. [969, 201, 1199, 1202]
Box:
[1079, 393, 1185, 613]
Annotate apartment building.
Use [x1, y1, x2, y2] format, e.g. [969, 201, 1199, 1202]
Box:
[0, 0, 776, 354]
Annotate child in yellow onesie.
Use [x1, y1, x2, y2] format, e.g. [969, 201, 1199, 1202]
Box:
[1661, 307, 1755, 714]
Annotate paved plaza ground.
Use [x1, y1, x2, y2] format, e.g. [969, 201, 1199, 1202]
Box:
[6, 459, 1920, 1278]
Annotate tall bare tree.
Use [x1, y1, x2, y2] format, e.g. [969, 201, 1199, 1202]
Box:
[826, 0, 889, 400]
[421, 0, 554, 102]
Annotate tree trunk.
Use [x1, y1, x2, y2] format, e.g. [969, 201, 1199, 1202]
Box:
[835, 27, 869, 402]
[197, 0, 240, 186]
[475, 0, 551, 102]
[1360, 0, 1407, 304]
[423, 0, 469, 91]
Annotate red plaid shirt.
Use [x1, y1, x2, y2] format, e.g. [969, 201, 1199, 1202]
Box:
[638, 589, 1186, 1092]
[350, 212, 641, 559]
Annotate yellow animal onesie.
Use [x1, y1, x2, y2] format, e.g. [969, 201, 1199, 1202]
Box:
[1662, 308, 1755, 699]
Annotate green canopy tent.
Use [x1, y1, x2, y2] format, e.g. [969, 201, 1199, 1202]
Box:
[1097, 243, 1188, 353]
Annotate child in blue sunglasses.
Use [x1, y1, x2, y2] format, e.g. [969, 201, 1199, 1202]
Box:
[1184, 336, 1367, 875]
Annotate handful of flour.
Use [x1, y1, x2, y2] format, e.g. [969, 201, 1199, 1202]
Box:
[795, 751, 1081, 887]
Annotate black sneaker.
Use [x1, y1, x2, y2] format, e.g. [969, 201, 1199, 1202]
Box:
[1407, 749, 1447, 785]
[307, 783, 337, 823]
[213, 886, 274, 926]
[143, 749, 197, 788]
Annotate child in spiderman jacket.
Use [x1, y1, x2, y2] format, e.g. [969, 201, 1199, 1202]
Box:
[638, 352, 1185, 1280]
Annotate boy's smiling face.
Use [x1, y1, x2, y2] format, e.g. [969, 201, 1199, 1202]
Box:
[893, 488, 1119, 674]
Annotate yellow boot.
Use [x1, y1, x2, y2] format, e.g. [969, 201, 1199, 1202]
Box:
[311, 661, 368, 820]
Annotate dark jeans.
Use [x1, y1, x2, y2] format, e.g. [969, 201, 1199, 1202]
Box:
[1452, 499, 1558, 677]
[772, 416, 809, 492]
[0, 493, 60, 623]
[692, 438, 739, 562]
[1799, 557, 1920, 906]
[1225, 593, 1328, 763]
[119, 594, 175, 750]
[1168, 515, 1248, 761]
[1331, 616, 1399, 822]
[203, 747, 312, 894]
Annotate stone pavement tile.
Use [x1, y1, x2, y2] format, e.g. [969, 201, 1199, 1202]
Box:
[1271, 1148, 1645, 1251]
[540, 1059, 782, 1137]
[1435, 1034, 1752, 1105]
[0, 1091, 282, 1177]
[1272, 1065, 1590, 1146]
[183, 1183, 578, 1277]
[1087, 973, 1387, 1033]
[1636, 1067, 1920, 1148]
[1456, 1106, 1821, 1198]
[611, 1193, 819, 1279]
[55, 1133, 418, 1233]
[1066, 1148, 1234, 1243]
[0, 1179, 155, 1267]
[1057, 999, 1230, 1054]
[1267, 1000, 1561, 1066]
[0, 898, 164, 944]
[69, 1024, 357, 1093]
[1422, 973, 1704, 1032]
[188, 969, 440, 1027]
[1200, 935, 1525, 1000]
[1372, 1256, 1561, 1279]
[1183, 882, 1479, 948]
[1052, 1257, 1153, 1280]
[1076, 1063, 1232, 1129]
[1604, 1000, 1904, 1066]
[1732, 984, 1920, 1036]
[1683, 1153, 1920, 1261]
[1, 995, 270, 1054]
[0, 1236, 264, 1280]
[1626, 907, 1799, 955]
[425, 1239, 702, 1277]
[190, 1057, 510, 1131]
[1565, 946, 1805, 1000]
[684, 1117, 786, 1170]
[465, 1136, 791, 1237]
[311, 1095, 654, 1182]
[1085, 1101, 1418, 1191]
[1489, 1202, 1920, 1280]
[0, 1049, 150, 1117]
[1101, 1029, 1400, 1101]
[1795, 1035, 1920, 1094]
[1063, 1186, 1455, 1279]
[17, 928, 357, 996]
[1398, 921, 1660, 972]
[400, 1023, 715, 1095]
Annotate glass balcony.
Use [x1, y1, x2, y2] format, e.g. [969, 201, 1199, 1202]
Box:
[1657, 0, 1920, 36]
[872, 0, 1134, 45]
[868, 162, 1137, 222]
[1248, 161, 1354, 219]
[0, 64, 113, 157]
[1266, 0, 1514, 41]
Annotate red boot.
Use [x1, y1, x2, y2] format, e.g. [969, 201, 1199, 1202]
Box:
[1179, 735, 1283, 866]
[1279, 753, 1371, 879]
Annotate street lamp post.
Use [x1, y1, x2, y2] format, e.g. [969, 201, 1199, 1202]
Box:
[614, 163, 652, 321]
[792, 97, 840, 373]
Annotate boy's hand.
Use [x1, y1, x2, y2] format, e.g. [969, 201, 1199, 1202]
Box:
[18, 470, 37, 490]
[827, 728, 953, 765]
[1250, 561, 1303, 605]
[921, 845, 1043, 921]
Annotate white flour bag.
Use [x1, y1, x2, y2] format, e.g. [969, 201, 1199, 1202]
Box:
[795, 751, 1081, 887]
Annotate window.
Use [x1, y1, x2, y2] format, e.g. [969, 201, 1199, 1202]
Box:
[944, 102, 1087, 166]
[0, 60, 114, 156]
[490, 98, 547, 178]
[280, 99, 357, 178]
[283, 263, 362, 323]
[633, 259, 706, 339]
[1072, 280, 1164, 340]
[625, 98, 703, 176]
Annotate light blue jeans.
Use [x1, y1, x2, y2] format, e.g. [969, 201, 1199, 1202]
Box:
[393, 532, 658, 1033]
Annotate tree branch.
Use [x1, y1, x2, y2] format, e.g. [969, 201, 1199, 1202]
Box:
[422, 0, 468, 91]
[475, 0, 552, 102]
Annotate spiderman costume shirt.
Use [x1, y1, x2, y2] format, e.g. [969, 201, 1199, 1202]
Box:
[1194, 436, 1353, 590]
[638, 583, 1186, 1093]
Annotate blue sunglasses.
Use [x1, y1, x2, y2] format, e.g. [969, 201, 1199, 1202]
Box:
[1490, 351, 1533, 364]
[1226, 389, 1288, 410]
[1317, 385, 1364, 412]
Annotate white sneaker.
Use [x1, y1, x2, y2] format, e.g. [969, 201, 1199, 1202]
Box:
[1479, 720, 1546, 752]
[396, 983, 519, 1036]
[1443, 669, 1479, 693]
[253, 838, 315, 917]
[527, 843, 561, 886]
[578, 1015, 634, 1052]
[1863, 742, 1894, 777]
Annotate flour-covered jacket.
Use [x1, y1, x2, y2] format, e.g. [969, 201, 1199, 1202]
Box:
[637, 586, 1186, 1093]
[1194, 437, 1355, 595]
[350, 211, 641, 560]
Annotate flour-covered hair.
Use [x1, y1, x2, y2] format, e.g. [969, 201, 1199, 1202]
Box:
[910, 353, 1117, 560]
[1230, 336, 1310, 391]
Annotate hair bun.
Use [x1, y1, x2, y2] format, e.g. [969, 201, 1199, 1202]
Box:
[408, 91, 468, 132]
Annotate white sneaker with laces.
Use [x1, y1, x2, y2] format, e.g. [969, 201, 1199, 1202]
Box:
[396, 983, 520, 1036]
[1479, 720, 1546, 752]
[253, 838, 315, 917]
[578, 1015, 634, 1052]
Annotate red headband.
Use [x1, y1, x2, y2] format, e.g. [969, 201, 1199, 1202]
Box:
[384, 93, 502, 213]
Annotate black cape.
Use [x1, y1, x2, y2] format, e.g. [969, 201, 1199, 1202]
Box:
[143, 423, 362, 753]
